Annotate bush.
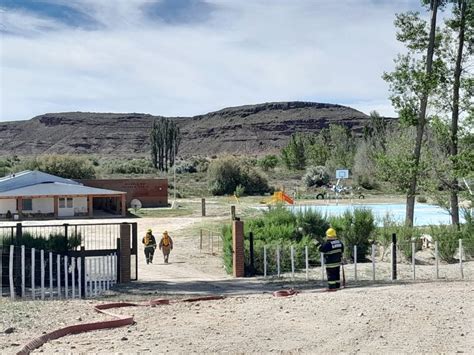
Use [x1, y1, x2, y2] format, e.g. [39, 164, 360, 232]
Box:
[417, 196, 427, 203]
[329, 208, 375, 260]
[234, 184, 245, 198]
[258, 155, 279, 171]
[208, 157, 272, 196]
[396, 226, 422, 261]
[461, 208, 474, 258]
[103, 159, 155, 175]
[302, 166, 330, 188]
[17, 155, 96, 179]
[430, 225, 461, 263]
[1, 232, 82, 252]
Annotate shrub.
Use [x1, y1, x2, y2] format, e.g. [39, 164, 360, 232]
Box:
[208, 157, 272, 196]
[417, 196, 427, 203]
[302, 166, 330, 188]
[258, 155, 279, 171]
[461, 208, 474, 258]
[2, 232, 82, 252]
[103, 159, 155, 175]
[17, 155, 96, 179]
[395, 225, 422, 261]
[430, 225, 461, 263]
[234, 184, 245, 198]
[329, 208, 375, 260]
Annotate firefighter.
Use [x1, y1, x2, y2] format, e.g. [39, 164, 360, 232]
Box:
[319, 227, 344, 290]
[159, 231, 174, 263]
[142, 229, 157, 264]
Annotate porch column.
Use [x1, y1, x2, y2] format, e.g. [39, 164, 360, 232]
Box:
[88, 196, 93, 217]
[115, 196, 121, 214]
[53, 196, 58, 217]
[17, 197, 23, 216]
[121, 194, 127, 217]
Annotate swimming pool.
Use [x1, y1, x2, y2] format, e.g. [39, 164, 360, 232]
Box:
[289, 203, 465, 226]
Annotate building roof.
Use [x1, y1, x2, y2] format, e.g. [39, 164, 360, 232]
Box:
[0, 170, 80, 193]
[0, 182, 125, 198]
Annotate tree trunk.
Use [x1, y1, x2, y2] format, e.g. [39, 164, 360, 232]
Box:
[449, 0, 467, 227]
[405, 0, 439, 227]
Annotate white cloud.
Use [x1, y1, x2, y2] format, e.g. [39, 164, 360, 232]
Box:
[0, 0, 426, 121]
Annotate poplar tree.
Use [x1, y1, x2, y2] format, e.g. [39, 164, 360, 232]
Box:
[150, 118, 181, 172]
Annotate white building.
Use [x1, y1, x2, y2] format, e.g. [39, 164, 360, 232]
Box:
[0, 171, 127, 219]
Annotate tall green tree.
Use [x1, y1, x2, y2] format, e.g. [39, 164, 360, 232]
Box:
[281, 133, 306, 170]
[383, 0, 442, 227]
[432, 0, 474, 226]
[150, 118, 181, 172]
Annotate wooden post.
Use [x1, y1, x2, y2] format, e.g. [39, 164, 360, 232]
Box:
[435, 241, 439, 279]
[232, 220, 244, 277]
[412, 242, 416, 280]
[459, 239, 463, 279]
[249, 232, 255, 276]
[199, 229, 203, 251]
[231, 205, 236, 221]
[201, 198, 206, 217]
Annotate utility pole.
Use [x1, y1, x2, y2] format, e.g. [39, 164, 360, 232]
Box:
[173, 142, 177, 208]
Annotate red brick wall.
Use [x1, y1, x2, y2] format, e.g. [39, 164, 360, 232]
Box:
[80, 179, 168, 207]
[232, 220, 245, 277]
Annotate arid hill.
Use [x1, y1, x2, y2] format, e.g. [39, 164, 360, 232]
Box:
[0, 102, 387, 157]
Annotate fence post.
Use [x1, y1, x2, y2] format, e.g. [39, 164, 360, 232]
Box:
[320, 252, 325, 284]
[80, 247, 86, 298]
[290, 245, 295, 280]
[305, 245, 309, 281]
[391, 233, 397, 281]
[57, 254, 61, 298]
[201, 198, 206, 217]
[371, 244, 376, 282]
[9, 245, 14, 300]
[231, 205, 236, 221]
[263, 245, 267, 278]
[354, 245, 358, 282]
[49, 252, 53, 299]
[71, 257, 76, 299]
[78, 257, 82, 298]
[232, 220, 245, 277]
[40, 250, 45, 300]
[199, 229, 203, 252]
[435, 241, 439, 279]
[15, 222, 22, 242]
[131, 222, 138, 281]
[249, 232, 255, 277]
[63, 224, 69, 254]
[64, 255, 68, 299]
[21, 245, 25, 298]
[31, 248, 36, 300]
[276, 246, 281, 278]
[211, 231, 214, 254]
[412, 242, 416, 280]
[459, 239, 463, 279]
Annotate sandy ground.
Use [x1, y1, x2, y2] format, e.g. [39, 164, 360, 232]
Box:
[1, 198, 473, 353]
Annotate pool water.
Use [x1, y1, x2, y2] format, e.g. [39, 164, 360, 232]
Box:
[290, 203, 465, 226]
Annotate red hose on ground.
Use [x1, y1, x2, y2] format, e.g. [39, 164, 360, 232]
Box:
[17, 295, 225, 355]
[272, 288, 299, 297]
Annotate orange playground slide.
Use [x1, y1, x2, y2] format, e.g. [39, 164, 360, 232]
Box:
[270, 191, 294, 205]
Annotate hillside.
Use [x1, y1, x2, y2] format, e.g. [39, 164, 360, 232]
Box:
[0, 102, 386, 157]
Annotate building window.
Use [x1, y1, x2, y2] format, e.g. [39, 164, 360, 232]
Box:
[22, 199, 33, 211]
[58, 198, 73, 208]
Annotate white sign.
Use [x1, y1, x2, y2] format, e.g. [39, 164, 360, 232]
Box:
[336, 169, 349, 179]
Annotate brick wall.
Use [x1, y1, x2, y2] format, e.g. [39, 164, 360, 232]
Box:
[232, 220, 244, 277]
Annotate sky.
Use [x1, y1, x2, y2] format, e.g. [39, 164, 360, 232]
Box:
[0, 0, 428, 121]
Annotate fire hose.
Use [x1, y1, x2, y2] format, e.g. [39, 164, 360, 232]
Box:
[17, 295, 224, 355]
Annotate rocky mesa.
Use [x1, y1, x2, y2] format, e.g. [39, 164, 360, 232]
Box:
[0, 102, 385, 157]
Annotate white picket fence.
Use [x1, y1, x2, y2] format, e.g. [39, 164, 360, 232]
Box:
[0, 245, 117, 300]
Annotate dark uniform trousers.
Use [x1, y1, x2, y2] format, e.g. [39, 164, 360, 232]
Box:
[326, 265, 341, 289]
